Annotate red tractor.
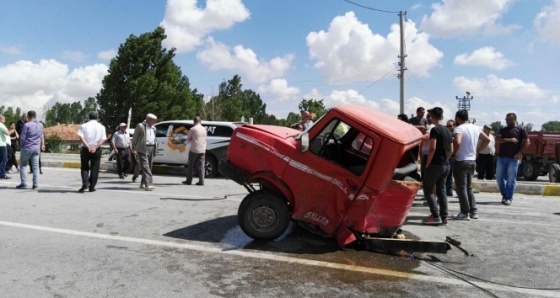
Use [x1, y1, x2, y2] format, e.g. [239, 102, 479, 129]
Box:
[517, 132, 560, 182]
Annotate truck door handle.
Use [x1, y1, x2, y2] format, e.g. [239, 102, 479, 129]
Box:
[347, 179, 358, 191]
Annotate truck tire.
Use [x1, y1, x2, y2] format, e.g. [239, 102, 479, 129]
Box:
[204, 154, 218, 178]
[238, 191, 291, 241]
[521, 161, 540, 181]
[549, 163, 560, 183]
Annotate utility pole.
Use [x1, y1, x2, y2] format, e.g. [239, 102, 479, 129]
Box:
[398, 11, 407, 115]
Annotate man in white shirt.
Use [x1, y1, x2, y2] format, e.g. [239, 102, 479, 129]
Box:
[77, 111, 107, 193]
[182, 116, 207, 186]
[452, 110, 490, 220]
[112, 123, 131, 179]
[301, 111, 314, 132]
[476, 124, 496, 180]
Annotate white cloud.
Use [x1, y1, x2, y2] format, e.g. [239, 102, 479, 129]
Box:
[306, 12, 442, 84]
[161, 0, 250, 53]
[197, 37, 294, 83]
[62, 50, 87, 62]
[454, 74, 546, 100]
[534, 0, 560, 44]
[257, 79, 300, 102]
[421, 0, 516, 38]
[0, 59, 107, 120]
[97, 49, 116, 61]
[1, 46, 22, 55]
[454, 47, 513, 70]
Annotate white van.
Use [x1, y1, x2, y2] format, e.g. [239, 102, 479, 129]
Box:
[153, 120, 242, 177]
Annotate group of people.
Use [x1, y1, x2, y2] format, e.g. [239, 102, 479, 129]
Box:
[0, 111, 45, 189]
[77, 112, 207, 193]
[403, 107, 529, 226]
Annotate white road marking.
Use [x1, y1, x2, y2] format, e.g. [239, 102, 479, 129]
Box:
[0, 220, 556, 297]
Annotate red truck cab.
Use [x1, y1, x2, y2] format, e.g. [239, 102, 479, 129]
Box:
[220, 105, 424, 248]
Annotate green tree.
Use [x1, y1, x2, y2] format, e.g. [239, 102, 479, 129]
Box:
[298, 99, 328, 120]
[45, 102, 73, 126]
[490, 121, 502, 133]
[541, 121, 560, 131]
[96, 26, 201, 131]
[523, 123, 533, 132]
[0, 106, 21, 125]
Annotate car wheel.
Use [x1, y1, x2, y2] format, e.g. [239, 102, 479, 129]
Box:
[549, 163, 560, 183]
[238, 191, 291, 241]
[204, 155, 218, 178]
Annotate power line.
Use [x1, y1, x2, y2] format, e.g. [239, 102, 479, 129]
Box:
[343, 0, 399, 14]
[357, 66, 399, 95]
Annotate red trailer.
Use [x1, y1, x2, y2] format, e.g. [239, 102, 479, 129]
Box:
[518, 131, 560, 182]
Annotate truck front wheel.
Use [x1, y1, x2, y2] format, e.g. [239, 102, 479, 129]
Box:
[549, 163, 560, 183]
[521, 161, 540, 181]
[238, 191, 291, 241]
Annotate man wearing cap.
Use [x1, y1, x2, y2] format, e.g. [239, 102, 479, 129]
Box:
[77, 111, 107, 193]
[112, 123, 131, 179]
[132, 113, 157, 191]
[476, 125, 496, 180]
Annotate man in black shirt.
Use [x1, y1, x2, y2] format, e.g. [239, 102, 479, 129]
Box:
[421, 107, 453, 225]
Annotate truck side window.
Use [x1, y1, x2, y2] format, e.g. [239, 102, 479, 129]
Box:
[155, 123, 172, 138]
[310, 119, 372, 176]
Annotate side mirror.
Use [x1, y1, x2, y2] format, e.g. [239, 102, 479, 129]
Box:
[301, 132, 309, 152]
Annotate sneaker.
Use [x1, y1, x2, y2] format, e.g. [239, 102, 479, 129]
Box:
[140, 184, 145, 189]
[144, 185, 155, 191]
[446, 192, 453, 197]
[132, 176, 137, 183]
[453, 213, 471, 221]
[421, 215, 442, 225]
[470, 212, 479, 219]
[6, 170, 13, 174]
[16, 184, 27, 189]
[441, 217, 448, 225]
[32, 185, 38, 190]
[504, 199, 512, 206]
[501, 197, 506, 204]
[1, 175, 11, 179]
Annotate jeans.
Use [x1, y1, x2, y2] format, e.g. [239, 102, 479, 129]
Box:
[80, 147, 102, 189]
[446, 162, 454, 195]
[186, 152, 205, 184]
[496, 157, 520, 200]
[0, 146, 7, 177]
[423, 164, 450, 219]
[453, 160, 477, 214]
[19, 149, 40, 187]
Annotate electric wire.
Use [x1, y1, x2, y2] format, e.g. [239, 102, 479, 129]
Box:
[343, 0, 400, 14]
[356, 65, 399, 95]
[421, 256, 560, 292]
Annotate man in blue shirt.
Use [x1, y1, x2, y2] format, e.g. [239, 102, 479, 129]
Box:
[16, 111, 44, 189]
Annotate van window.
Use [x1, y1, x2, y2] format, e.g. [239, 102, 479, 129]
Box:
[155, 123, 172, 138]
[205, 125, 234, 137]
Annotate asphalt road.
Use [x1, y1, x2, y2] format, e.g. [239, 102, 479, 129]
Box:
[1, 167, 560, 297]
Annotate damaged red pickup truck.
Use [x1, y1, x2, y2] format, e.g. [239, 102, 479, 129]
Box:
[220, 105, 451, 252]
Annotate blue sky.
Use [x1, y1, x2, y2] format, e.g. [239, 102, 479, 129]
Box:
[1, 0, 559, 129]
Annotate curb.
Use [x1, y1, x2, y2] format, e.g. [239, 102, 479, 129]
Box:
[40, 159, 560, 197]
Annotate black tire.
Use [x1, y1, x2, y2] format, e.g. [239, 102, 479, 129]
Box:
[521, 161, 540, 181]
[204, 154, 218, 178]
[238, 191, 291, 241]
[549, 163, 560, 183]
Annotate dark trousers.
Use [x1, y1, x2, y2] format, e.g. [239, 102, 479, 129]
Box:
[5, 144, 14, 171]
[446, 162, 454, 195]
[476, 153, 495, 180]
[423, 164, 450, 219]
[80, 147, 102, 189]
[186, 152, 205, 184]
[116, 148, 131, 176]
[453, 160, 477, 214]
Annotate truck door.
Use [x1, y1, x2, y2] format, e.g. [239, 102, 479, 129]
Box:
[154, 123, 172, 163]
[282, 118, 378, 235]
[163, 122, 192, 165]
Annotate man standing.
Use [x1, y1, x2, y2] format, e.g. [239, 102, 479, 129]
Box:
[495, 113, 530, 205]
[16, 111, 44, 189]
[477, 124, 496, 180]
[112, 123, 131, 179]
[420, 110, 435, 181]
[301, 111, 314, 131]
[15, 113, 27, 138]
[132, 113, 157, 191]
[0, 115, 11, 180]
[452, 110, 490, 220]
[409, 107, 428, 133]
[77, 111, 107, 193]
[445, 120, 456, 196]
[421, 108, 453, 225]
[183, 116, 207, 186]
